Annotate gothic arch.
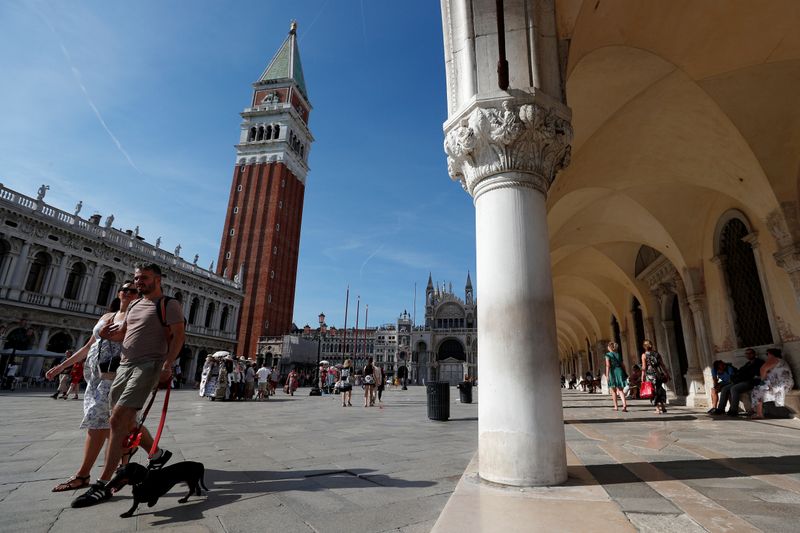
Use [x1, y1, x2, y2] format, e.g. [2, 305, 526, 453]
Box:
[436, 338, 466, 361]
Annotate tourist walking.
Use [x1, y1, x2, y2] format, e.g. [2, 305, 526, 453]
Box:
[72, 263, 185, 508]
[338, 359, 353, 406]
[641, 340, 670, 414]
[286, 368, 299, 395]
[363, 357, 376, 407]
[52, 354, 73, 399]
[66, 361, 84, 400]
[45, 281, 134, 492]
[372, 364, 384, 406]
[605, 342, 628, 411]
[256, 361, 270, 400]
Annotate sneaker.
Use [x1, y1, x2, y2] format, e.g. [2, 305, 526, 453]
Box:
[71, 482, 111, 508]
[147, 449, 172, 471]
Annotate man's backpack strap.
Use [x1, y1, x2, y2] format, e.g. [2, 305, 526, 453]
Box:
[154, 296, 174, 344]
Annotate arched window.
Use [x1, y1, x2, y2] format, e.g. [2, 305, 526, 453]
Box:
[248, 127, 256, 142]
[63, 262, 86, 300]
[204, 302, 215, 328]
[189, 297, 200, 325]
[46, 331, 73, 353]
[265, 125, 272, 140]
[256, 126, 264, 141]
[719, 218, 773, 347]
[219, 306, 229, 331]
[25, 251, 51, 293]
[273, 124, 280, 139]
[96, 271, 116, 306]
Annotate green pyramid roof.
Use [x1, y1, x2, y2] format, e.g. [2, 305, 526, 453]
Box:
[259, 23, 308, 100]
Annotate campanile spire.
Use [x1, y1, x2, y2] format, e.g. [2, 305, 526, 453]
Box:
[217, 21, 313, 358]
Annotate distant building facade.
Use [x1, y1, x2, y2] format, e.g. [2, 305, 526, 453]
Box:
[410, 273, 477, 385]
[0, 184, 242, 384]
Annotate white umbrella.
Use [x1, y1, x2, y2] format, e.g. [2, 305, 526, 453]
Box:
[211, 350, 230, 359]
[319, 360, 330, 366]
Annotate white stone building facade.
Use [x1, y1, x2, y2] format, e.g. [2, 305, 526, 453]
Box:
[0, 184, 243, 385]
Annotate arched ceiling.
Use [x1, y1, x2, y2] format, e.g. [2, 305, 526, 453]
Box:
[547, 1, 800, 354]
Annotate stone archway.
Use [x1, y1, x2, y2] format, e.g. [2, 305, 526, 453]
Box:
[437, 338, 466, 385]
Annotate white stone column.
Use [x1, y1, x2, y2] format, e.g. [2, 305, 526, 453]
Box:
[442, 0, 571, 487]
[7, 241, 31, 299]
[49, 253, 72, 306]
[473, 169, 566, 486]
[674, 277, 707, 407]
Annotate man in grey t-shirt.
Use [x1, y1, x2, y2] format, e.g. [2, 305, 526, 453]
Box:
[73, 263, 185, 508]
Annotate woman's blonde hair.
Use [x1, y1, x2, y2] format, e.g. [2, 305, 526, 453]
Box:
[607, 341, 619, 351]
[643, 339, 654, 350]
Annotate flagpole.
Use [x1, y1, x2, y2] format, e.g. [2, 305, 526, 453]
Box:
[341, 286, 349, 364]
[363, 304, 369, 366]
[353, 296, 360, 367]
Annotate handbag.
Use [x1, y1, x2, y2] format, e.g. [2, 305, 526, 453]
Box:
[363, 374, 375, 385]
[640, 381, 655, 399]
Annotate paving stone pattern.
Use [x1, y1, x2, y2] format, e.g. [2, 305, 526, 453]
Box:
[2, 387, 800, 532]
[0, 386, 476, 533]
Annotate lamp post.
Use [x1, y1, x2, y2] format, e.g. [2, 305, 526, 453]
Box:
[309, 312, 325, 396]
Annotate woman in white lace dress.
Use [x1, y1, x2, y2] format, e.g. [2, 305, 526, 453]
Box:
[45, 281, 136, 492]
[751, 348, 795, 419]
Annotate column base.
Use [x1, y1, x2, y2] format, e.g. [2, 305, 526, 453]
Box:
[684, 371, 709, 408]
[479, 431, 567, 487]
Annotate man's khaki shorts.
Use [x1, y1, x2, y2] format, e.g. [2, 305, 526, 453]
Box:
[258, 381, 268, 392]
[110, 360, 162, 410]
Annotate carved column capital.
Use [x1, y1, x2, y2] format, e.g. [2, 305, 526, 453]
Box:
[774, 243, 800, 274]
[444, 99, 573, 199]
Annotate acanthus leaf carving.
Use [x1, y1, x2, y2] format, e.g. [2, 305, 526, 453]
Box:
[444, 100, 573, 198]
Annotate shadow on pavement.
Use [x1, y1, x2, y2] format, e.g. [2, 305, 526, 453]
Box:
[576, 454, 800, 486]
[129, 468, 437, 525]
[565, 415, 698, 424]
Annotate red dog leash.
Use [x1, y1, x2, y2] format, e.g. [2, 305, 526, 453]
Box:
[122, 385, 171, 457]
[148, 386, 170, 459]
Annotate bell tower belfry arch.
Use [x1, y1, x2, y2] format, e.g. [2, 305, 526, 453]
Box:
[218, 21, 313, 358]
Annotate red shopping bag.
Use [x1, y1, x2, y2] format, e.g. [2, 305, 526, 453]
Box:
[640, 381, 654, 399]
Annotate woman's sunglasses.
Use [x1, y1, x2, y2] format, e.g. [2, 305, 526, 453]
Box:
[120, 287, 138, 294]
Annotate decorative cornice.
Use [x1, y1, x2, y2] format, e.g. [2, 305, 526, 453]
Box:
[444, 100, 573, 199]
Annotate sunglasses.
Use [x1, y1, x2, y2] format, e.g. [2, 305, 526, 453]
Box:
[120, 287, 138, 294]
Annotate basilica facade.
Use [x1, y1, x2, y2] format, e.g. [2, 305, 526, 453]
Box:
[410, 273, 477, 385]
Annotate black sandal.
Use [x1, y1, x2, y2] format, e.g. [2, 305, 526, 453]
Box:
[52, 475, 90, 492]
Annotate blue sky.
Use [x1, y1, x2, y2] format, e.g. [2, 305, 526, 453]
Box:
[0, 0, 477, 328]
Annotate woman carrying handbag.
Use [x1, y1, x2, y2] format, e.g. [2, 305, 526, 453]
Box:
[641, 340, 671, 414]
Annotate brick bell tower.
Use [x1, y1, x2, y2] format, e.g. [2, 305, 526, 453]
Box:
[218, 21, 313, 358]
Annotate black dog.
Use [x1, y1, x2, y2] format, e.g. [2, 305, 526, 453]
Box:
[110, 461, 208, 518]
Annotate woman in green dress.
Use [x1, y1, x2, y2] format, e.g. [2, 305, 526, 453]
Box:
[605, 342, 629, 412]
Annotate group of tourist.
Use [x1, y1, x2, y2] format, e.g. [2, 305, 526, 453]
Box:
[330, 356, 385, 407]
[42, 263, 184, 508]
[566, 339, 795, 419]
[709, 347, 795, 418]
[198, 355, 276, 401]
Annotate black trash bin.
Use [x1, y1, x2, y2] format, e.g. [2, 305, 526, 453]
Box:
[457, 381, 473, 404]
[427, 381, 450, 421]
